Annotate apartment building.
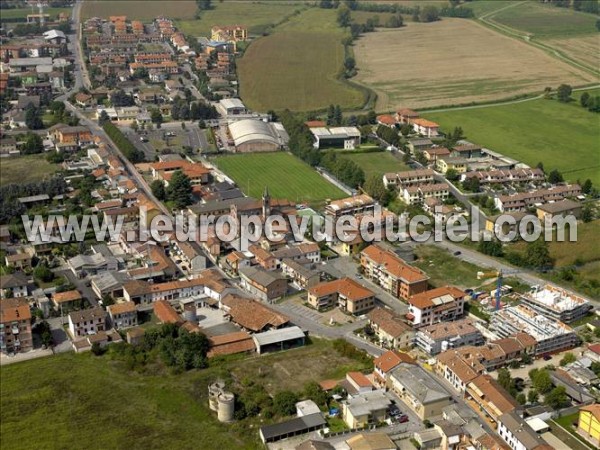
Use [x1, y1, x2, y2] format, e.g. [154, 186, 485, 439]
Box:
[324, 194, 375, 218]
[360, 244, 429, 300]
[407, 286, 466, 328]
[401, 183, 450, 205]
[307, 278, 375, 315]
[107, 301, 138, 329]
[497, 411, 553, 450]
[415, 318, 484, 355]
[383, 169, 435, 189]
[68, 307, 106, 338]
[0, 297, 33, 354]
[367, 307, 414, 349]
[520, 285, 591, 324]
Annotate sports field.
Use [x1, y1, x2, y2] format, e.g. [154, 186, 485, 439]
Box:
[81, 1, 197, 20]
[425, 89, 600, 185]
[0, 7, 71, 21]
[0, 155, 60, 186]
[237, 8, 365, 112]
[214, 152, 346, 204]
[353, 18, 597, 111]
[175, 2, 304, 37]
[339, 151, 409, 179]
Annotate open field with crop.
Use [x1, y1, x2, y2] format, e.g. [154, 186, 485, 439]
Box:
[176, 2, 304, 37]
[0, 155, 60, 186]
[237, 8, 365, 112]
[339, 151, 409, 179]
[487, 1, 599, 37]
[214, 152, 346, 204]
[0, 339, 368, 449]
[542, 34, 600, 73]
[353, 18, 598, 111]
[425, 89, 600, 185]
[81, 1, 197, 20]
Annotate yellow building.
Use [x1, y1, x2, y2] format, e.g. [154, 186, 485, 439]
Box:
[578, 404, 600, 448]
[211, 25, 248, 42]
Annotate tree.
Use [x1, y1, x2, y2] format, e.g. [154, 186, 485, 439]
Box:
[98, 110, 110, 125]
[560, 352, 576, 366]
[556, 84, 572, 102]
[548, 169, 564, 184]
[478, 239, 504, 257]
[25, 104, 44, 129]
[581, 204, 594, 223]
[516, 393, 527, 405]
[497, 368, 512, 392]
[597, 18, 600, 31]
[197, 0, 212, 10]
[419, 5, 439, 22]
[462, 176, 480, 192]
[327, 104, 335, 125]
[386, 14, 403, 28]
[166, 170, 193, 209]
[344, 56, 356, 72]
[33, 264, 54, 283]
[150, 180, 166, 201]
[581, 178, 593, 194]
[21, 132, 44, 154]
[363, 174, 391, 204]
[525, 239, 553, 269]
[400, 123, 411, 136]
[303, 381, 329, 408]
[150, 109, 163, 126]
[544, 386, 569, 409]
[333, 105, 343, 126]
[445, 169, 459, 181]
[525, 389, 539, 404]
[530, 368, 553, 394]
[580, 92, 590, 107]
[273, 390, 299, 416]
[337, 5, 351, 27]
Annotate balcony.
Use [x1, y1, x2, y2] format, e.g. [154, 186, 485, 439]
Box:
[11, 326, 19, 335]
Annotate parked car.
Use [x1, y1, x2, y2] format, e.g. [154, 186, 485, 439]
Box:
[543, 354, 552, 361]
[453, 250, 462, 256]
[398, 414, 409, 423]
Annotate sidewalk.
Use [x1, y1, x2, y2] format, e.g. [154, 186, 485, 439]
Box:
[0, 348, 55, 366]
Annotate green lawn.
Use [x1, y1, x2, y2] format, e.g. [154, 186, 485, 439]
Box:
[0, 338, 369, 449]
[213, 152, 346, 204]
[82, 1, 197, 20]
[339, 151, 409, 179]
[175, 2, 304, 37]
[237, 8, 366, 112]
[0, 7, 71, 21]
[413, 245, 483, 289]
[425, 90, 600, 185]
[488, 1, 599, 38]
[0, 155, 61, 186]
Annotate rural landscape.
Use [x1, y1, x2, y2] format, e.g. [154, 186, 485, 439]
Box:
[0, 1, 599, 450]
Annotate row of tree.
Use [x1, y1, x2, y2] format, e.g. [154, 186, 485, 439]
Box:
[171, 97, 219, 121]
[320, 151, 365, 188]
[0, 177, 67, 223]
[543, 0, 599, 14]
[376, 124, 401, 147]
[101, 121, 145, 163]
[579, 91, 600, 113]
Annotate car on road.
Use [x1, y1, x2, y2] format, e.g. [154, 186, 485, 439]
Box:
[453, 251, 461, 256]
[140, 136, 148, 142]
[543, 354, 552, 361]
[397, 414, 409, 423]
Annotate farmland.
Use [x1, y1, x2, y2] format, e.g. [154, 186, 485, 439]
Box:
[214, 152, 346, 204]
[425, 89, 600, 185]
[0, 7, 71, 21]
[175, 2, 304, 37]
[353, 18, 597, 111]
[0, 155, 60, 186]
[543, 34, 600, 73]
[81, 1, 197, 20]
[339, 151, 409, 179]
[237, 8, 365, 112]
[0, 339, 368, 449]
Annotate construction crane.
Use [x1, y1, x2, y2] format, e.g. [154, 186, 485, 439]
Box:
[477, 269, 524, 311]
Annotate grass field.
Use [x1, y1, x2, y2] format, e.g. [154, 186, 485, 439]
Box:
[353, 18, 597, 111]
[488, 1, 599, 37]
[82, 1, 197, 20]
[0, 339, 368, 449]
[0, 7, 71, 20]
[413, 245, 482, 289]
[0, 155, 60, 186]
[339, 151, 409, 179]
[237, 8, 365, 112]
[214, 152, 346, 204]
[425, 89, 600, 185]
[175, 2, 304, 37]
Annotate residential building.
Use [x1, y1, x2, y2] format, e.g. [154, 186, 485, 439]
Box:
[153, 300, 181, 325]
[466, 374, 518, 424]
[0, 297, 33, 354]
[207, 331, 255, 358]
[372, 350, 415, 386]
[497, 411, 553, 450]
[461, 168, 544, 186]
[107, 301, 138, 329]
[4, 252, 32, 270]
[211, 25, 248, 42]
[389, 363, 453, 420]
[415, 318, 484, 355]
[491, 304, 578, 356]
[407, 137, 433, 155]
[68, 253, 118, 276]
[360, 244, 429, 300]
[342, 390, 391, 428]
[324, 194, 375, 218]
[220, 294, 289, 333]
[123, 277, 206, 305]
[383, 169, 435, 189]
[412, 118, 439, 137]
[367, 307, 414, 349]
[577, 404, 600, 448]
[68, 307, 106, 338]
[0, 272, 29, 298]
[307, 278, 375, 315]
[281, 258, 320, 290]
[407, 286, 466, 328]
[52, 289, 83, 311]
[396, 108, 420, 124]
[520, 285, 591, 324]
[238, 266, 288, 302]
[536, 199, 582, 222]
[345, 433, 396, 450]
[346, 371, 374, 394]
[495, 185, 582, 213]
[401, 183, 450, 205]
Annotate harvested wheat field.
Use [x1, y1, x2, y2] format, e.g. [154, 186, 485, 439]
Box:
[543, 34, 600, 74]
[353, 19, 598, 111]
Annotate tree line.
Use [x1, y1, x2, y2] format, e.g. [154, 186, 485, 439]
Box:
[0, 178, 67, 223]
[102, 121, 145, 163]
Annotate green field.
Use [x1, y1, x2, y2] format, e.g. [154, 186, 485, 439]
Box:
[0, 7, 71, 21]
[339, 151, 409, 179]
[175, 2, 304, 37]
[237, 8, 365, 112]
[0, 155, 60, 186]
[425, 90, 600, 185]
[413, 245, 483, 289]
[214, 152, 346, 204]
[0, 339, 369, 449]
[488, 1, 599, 38]
[82, 1, 197, 20]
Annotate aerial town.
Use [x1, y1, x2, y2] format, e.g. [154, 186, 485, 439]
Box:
[0, 1, 599, 450]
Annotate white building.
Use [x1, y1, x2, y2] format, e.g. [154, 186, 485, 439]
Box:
[415, 318, 484, 355]
[520, 285, 591, 324]
[497, 411, 552, 450]
[310, 126, 361, 149]
[68, 307, 106, 338]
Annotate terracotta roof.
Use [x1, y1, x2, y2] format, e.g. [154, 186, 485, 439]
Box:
[361, 244, 428, 284]
[208, 331, 255, 357]
[347, 371, 372, 388]
[221, 294, 289, 332]
[476, 433, 511, 450]
[377, 114, 396, 125]
[413, 118, 439, 128]
[437, 351, 480, 384]
[108, 301, 136, 315]
[580, 404, 600, 421]
[153, 300, 181, 324]
[309, 278, 374, 301]
[0, 297, 31, 323]
[468, 374, 518, 416]
[408, 286, 465, 310]
[305, 120, 327, 128]
[319, 379, 339, 391]
[53, 290, 82, 304]
[374, 350, 415, 373]
[367, 307, 411, 338]
[397, 108, 419, 117]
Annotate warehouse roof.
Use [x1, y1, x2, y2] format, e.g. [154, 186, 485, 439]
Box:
[252, 326, 305, 347]
[228, 119, 288, 147]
